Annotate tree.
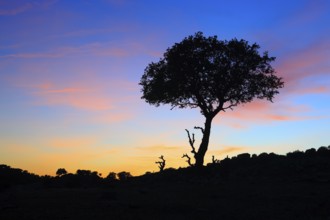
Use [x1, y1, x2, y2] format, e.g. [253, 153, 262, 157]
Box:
[117, 171, 132, 181]
[106, 172, 117, 180]
[56, 168, 67, 176]
[140, 32, 284, 167]
[155, 155, 166, 172]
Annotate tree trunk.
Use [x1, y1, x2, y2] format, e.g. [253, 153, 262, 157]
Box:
[195, 116, 213, 167]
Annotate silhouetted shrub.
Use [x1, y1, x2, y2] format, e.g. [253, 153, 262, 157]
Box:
[305, 148, 316, 156]
[0, 164, 40, 189]
[237, 153, 250, 160]
[258, 152, 268, 159]
[117, 171, 132, 181]
[287, 150, 304, 159]
[56, 168, 68, 176]
[317, 146, 330, 156]
[155, 155, 166, 172]
[106, 172, 117, 181]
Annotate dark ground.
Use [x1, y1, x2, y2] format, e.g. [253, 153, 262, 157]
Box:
[1, 149, 330, 219]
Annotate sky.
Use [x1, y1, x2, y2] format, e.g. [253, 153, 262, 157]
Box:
[0, 0, 329, 176]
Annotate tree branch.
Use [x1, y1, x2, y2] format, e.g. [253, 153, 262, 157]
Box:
[185, 129, 197, 155]
[221, 103, 237, 112]
[194, 126, 204, 134]
[182, 154, 193, 167]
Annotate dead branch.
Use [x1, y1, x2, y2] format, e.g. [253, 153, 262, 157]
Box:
[182, 154, 193, 167]
[155, 155, 166, 171]
[185, 129, 197, 155]
[212, 155, 220, 164]
[194, 126, 204, 134]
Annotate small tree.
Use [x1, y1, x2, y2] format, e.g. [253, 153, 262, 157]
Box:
[140, 32, 284, 167]
[56, 168, 67, 176]
[117, 171, 132, 181]
[106, 172, 117, 180]
[155, 155, 166, 172]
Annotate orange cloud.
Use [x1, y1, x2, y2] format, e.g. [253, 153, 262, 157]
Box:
[48, 137, 98, 149]
[136, 145, 181, 152]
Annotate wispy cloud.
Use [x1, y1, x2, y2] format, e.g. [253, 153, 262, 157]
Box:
[51, 26, 134, 38]
[0, 41, 153, 59]
[48, 136, 98, 150]
[209, 146, 248, 157]
[0, 0, 57, 16]
[215, 99, 313, 129]
[9, 70, 138, 114]
[276, 39, 330, 86]
[286, 0, 329, 26]
[31, 83, 113, 111]
[136, 145, 181, 152]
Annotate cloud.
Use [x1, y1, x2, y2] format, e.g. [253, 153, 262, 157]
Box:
[286, 0, 329, 26]
[0, 41, 154, 59]
[0, 52, 62, 59]
[31, 83, 113, 111]
[48, 137, 98, 150]
[276, 39, 330, 86]
[216, 100, 301, 124]
[51, 26, 134, 38]
[0, 2, 33, 15]
[136, 145, 181, 152]
[9, 69, 138, 115]
[209, 146, 248, 157]
[91, 111, 133, 124]
[0, 0, 58, 16]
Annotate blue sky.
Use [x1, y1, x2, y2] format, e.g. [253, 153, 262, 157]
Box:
[0, 0, 329, 176]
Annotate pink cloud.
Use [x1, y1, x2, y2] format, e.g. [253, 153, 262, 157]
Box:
[215, 99, 312, 126]
[274, 38, 330, 100]
[91, 111, 133, 124]
[276, 39, 330, 84]
[16, 80, 111, 111]
[7, 70, 139, 125]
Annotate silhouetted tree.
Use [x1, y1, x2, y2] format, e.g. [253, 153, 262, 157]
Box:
[117, 171, 132, 181]
[155, 155, 166, 172]
[56, 168, 67, 176]
[140, 32, 284, 167]
[106, 172, 117, 180]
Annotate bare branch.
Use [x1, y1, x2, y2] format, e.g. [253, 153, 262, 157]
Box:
[185, 129, 196, 155]
[221, 103, 237, 112]
[182, 154, 193, 167]
[212, 155, 220, 164]
[194, 126, 204, 134]
[155, 155, 166, 172]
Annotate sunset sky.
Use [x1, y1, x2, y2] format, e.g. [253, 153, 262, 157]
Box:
[1, 0, 329, 176]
